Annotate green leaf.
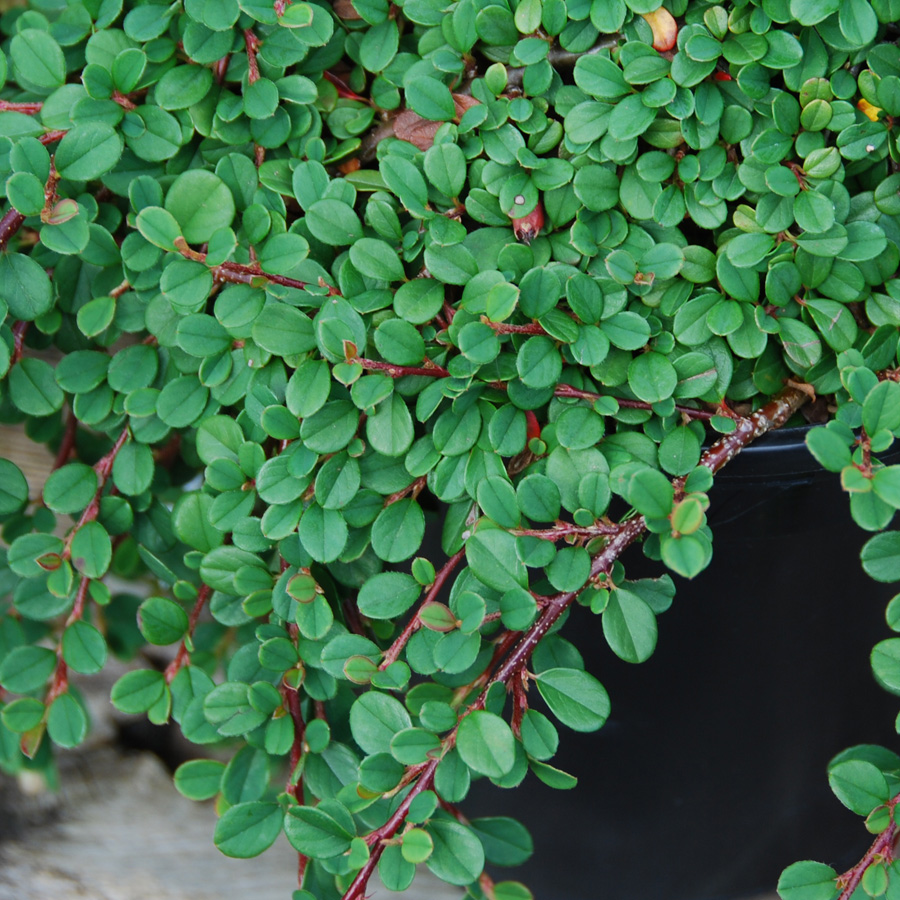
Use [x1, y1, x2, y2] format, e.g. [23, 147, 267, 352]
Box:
[618, 465, 674, 518]
[349, 237, 405, 281]
[1, 698, 45, 733]
[165, 170, 236, 244]
[11, 29, 66, 93]
[426, 819, 485, 887]
[174, 759, 226, 800]
[357, 572, 421, 619]
[135, 206, 183, 251]
[138, 596, 189, 645]
[252, 302, 316, 356]
[828, 759, 889, 815]
[305, 199, 363, 246]
[0, 459, 29, 516]
[776, 860, 838, 900]
[871, 638, 900, 695]
[0, 646, 56, 693]
[0, 252, 53, 320]
[602, 589, 658, 663]
[370, 498, 425, 563]
[47, 693, 88, 748]
[660, 531, 712, 578]
[477, 476, 520, 529]
[43, 463, 98, 515]
[425, 143, 467, 198]
[534, 668, 610, 732]
[55, 124, 123, 181]
[861, 532, 900, 582]
[627, 352, 677, 404]
[457, 710, 516, 779]
[111, 669, 167, 714]
[470, 817, 533, 867]
[70, 521, 112, 578]
[204, 682, 268, 736]
[62, 621, 108, 674]
[862, 381, 900, 436]
[466, 525, 528, 592]
[806, 427, 852, 473]
[574, 55, 630, 100]
[406, 77, 455, 121]
[350, 691, 412, 754]
[215, 801, 282, 858]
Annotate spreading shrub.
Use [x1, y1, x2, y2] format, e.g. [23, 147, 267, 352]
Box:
[3, 0, 900, 896]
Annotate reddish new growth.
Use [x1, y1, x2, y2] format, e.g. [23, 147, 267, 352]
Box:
[510, 198, 544, 244]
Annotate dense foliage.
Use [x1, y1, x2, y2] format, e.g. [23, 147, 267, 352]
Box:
[4, 0, 900, 896]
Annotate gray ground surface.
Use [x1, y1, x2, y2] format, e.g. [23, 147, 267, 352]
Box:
[0, 745, 461, 900]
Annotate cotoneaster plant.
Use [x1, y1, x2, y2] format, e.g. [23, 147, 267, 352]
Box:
[2, 0, 900, 897]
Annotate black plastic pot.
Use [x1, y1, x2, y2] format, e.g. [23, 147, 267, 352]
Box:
[468, 426, 900, 900]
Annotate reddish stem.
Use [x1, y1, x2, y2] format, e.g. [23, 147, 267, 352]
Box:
[0, 99, 43, 114]
[356, 357, 450, 378]
[62, 426, 131, 560]
[554, 384, 716, 421]
[214, 54, 231, 85]
[178, 241, 342, 295]
[244, 29, 261, 83]
[66, 576, 92, 627]
[341, 388, 810, 900]
[512, 522, 619, 540]
[39, 130, 67, 146]
[484, 320, 547, 335]
[0, 208, 26, 251]
[383, 475, 427, 506]
[109, 279, 131, 299]
[379, 550, 465, 669]
[836, 805, 898, 899]
[323, 70, 369, 103]
[283, 685, 306, 799]
[165, 584, 212, 683]
[112, 90, 137, 111]
[53, 412, 78, 470]
[10, 321, 28, 366]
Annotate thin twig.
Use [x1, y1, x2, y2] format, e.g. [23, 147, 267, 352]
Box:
[164, 584, 212, 683]
[379, 550, 466, 669]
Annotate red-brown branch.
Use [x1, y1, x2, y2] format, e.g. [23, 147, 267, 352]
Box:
[0, 99, 43, 114]
[177, 240, 342, 295]
[379, 549, 465, 669]
[244, 29, 265, 166]
[340, 386, 809, 900]
[214, 54, 231, 85]
[39, 130, 67, 146]
[53, 412, 78, 470]
[356, 357, 451, 378]
[244, 29, 261, 83]
[164, 584, 212, 683]
[112, 90, 136, 111]
[0, 208, 26, 251]
[836, 801, 899, 899]
[512, 521, 619, 540]
[62, 426, 131, 559]
[483, 319, 547, 335]
[554, 384, 716, 421]
[10, 321, 28, 366]
[66, 576, 92, 627]
[323, 70, 369, 103]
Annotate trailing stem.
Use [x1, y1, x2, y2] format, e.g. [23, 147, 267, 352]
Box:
[164, 584, 213, 683]
[340, 385, 810, 900]
[379, 549, 466, 669]
[836, 797, 900, 899]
